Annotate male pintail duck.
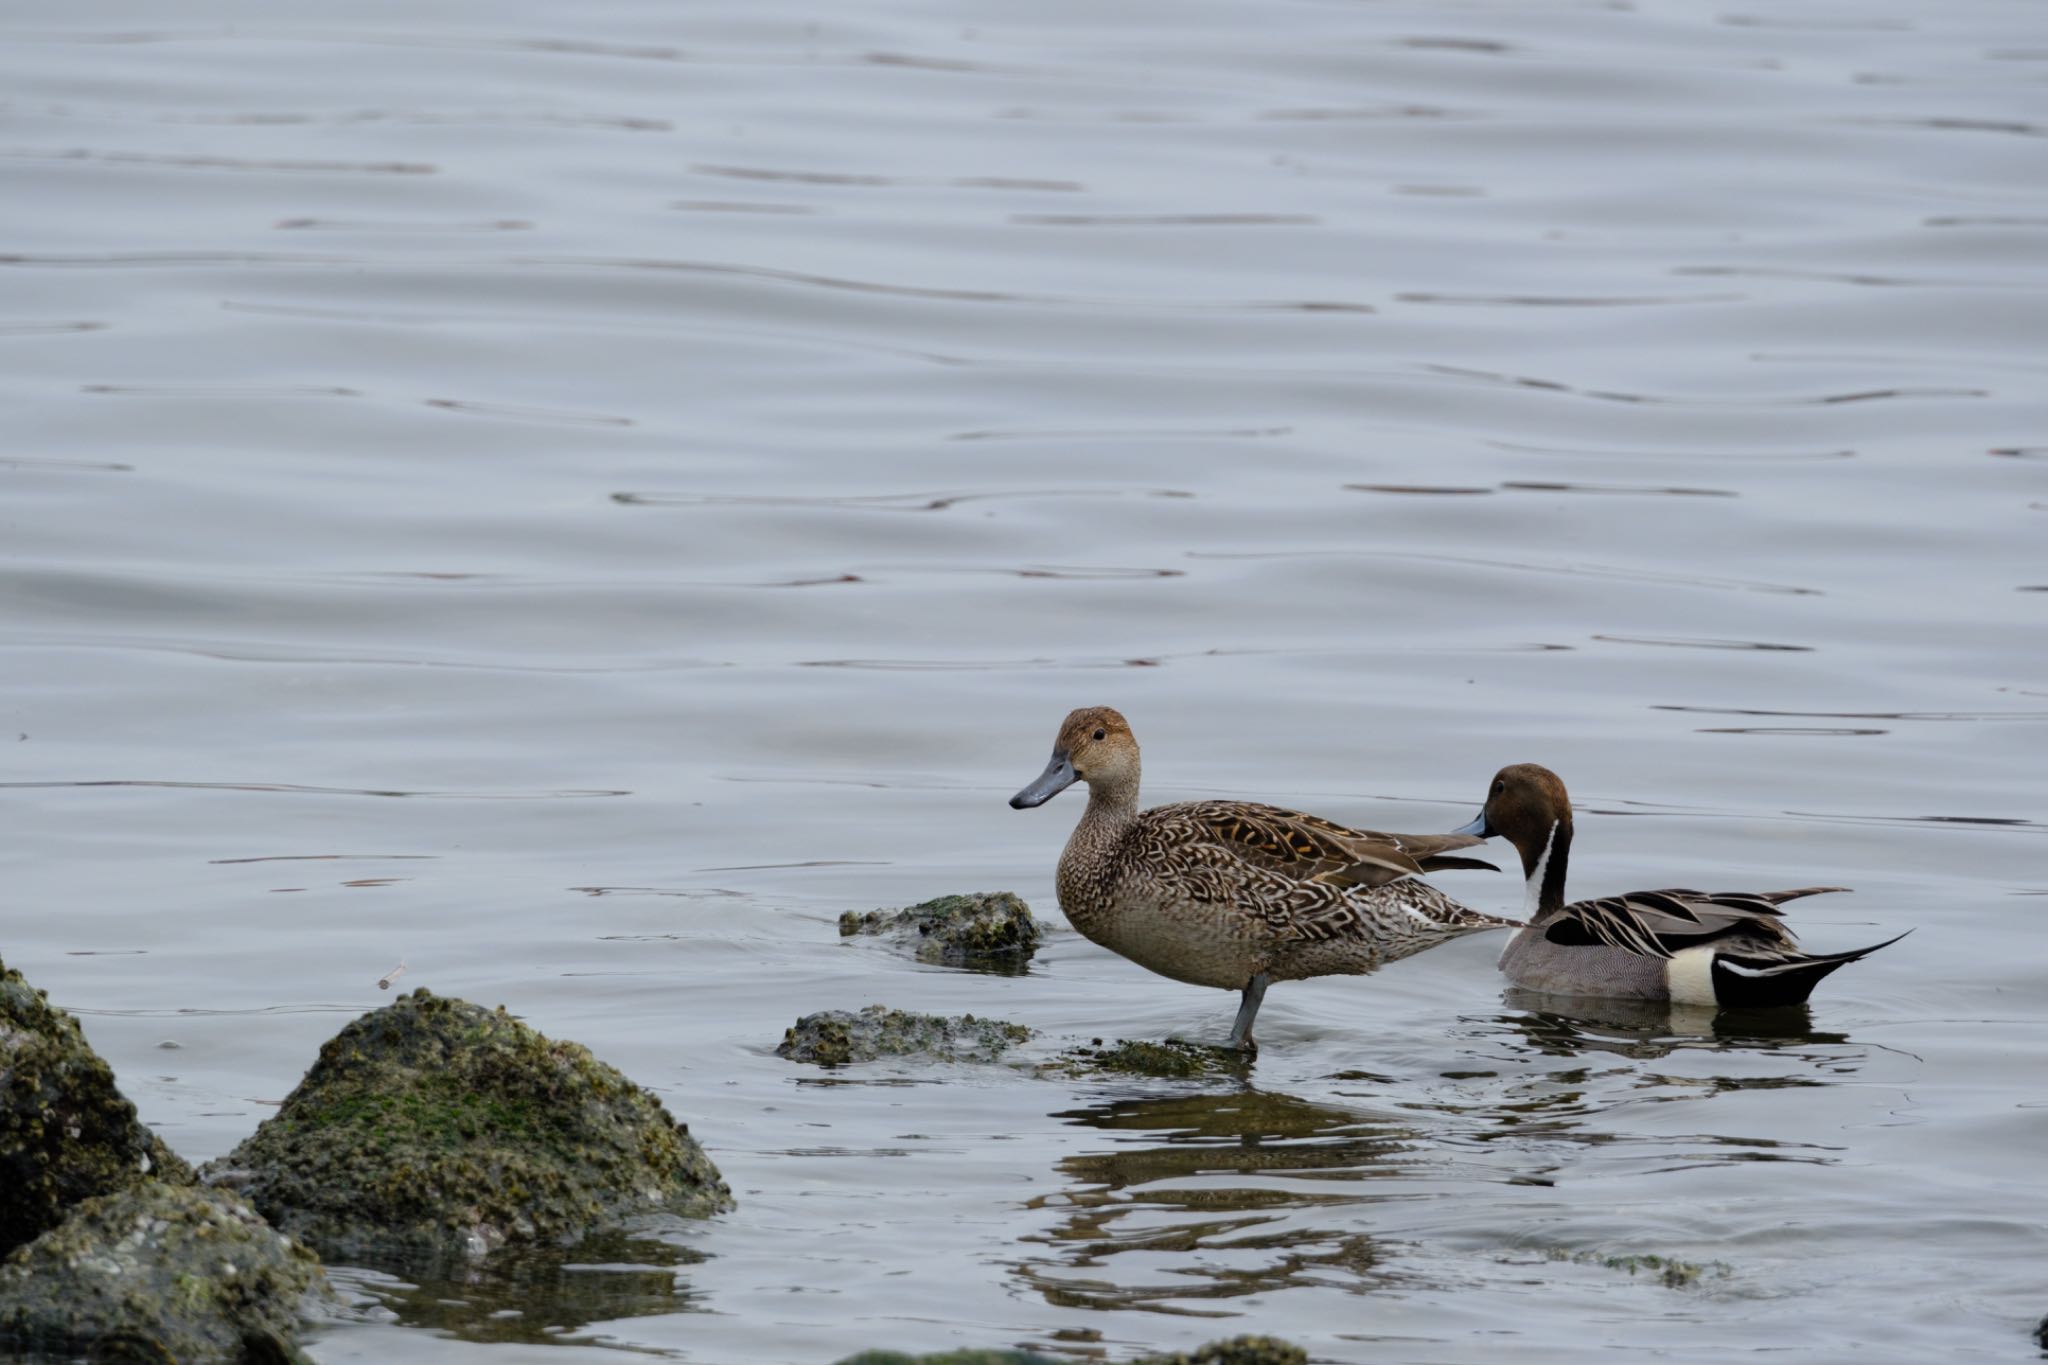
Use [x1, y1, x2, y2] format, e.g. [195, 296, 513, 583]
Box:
[1453, 763, 1904, 1007]
[1010, 707, 1516, 1050]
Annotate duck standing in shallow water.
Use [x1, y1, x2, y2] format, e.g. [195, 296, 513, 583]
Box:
[1008, 706, 1517, 1050]
[1454, 763, 1904, 1007]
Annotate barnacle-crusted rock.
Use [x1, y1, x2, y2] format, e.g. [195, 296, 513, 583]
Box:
[835, 1337, 1306, 1365]
[838, 892, 1041, 972]
[1, 954, 194, 1256]
[777, 1005, 1031, 1066]
[202, 989, 732, 1266]
[0, 1181, 331, 1363]
[1044, 1038, 1249, 1080]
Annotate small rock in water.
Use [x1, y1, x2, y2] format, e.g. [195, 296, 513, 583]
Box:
[777, 1005, 1032, 1066]
[838, 892, 1040, 972]
[1044, 1038, 1249, 1079]
[835, 1336, 1306, 1365]
[0, 1181, 332, 1362]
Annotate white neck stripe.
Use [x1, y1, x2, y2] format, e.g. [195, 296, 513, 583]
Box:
[1524, 821, 1558, 917]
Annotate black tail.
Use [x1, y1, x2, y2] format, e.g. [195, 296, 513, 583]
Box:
[1710, 930, 1909, 1008]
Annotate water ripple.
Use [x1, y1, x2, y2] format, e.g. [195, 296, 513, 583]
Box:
[0, 780, 628, 799]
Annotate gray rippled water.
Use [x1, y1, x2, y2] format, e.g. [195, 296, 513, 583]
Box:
[3, 0, 2045, 1361]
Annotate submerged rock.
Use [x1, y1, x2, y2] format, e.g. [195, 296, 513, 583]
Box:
[777, 1005, 1031, 1066]
[0, 1181, 331, 1363]
[836, 1337, 1306, 1365]
[836, 1352, 1060, 1365]
[203, 988, 732, 1266]
[1044, 1038, 1249, 1080]
[839, 892, 1041, 972]
[1, 953, 195, 1256]
[1144, 1339, 1307, 1365]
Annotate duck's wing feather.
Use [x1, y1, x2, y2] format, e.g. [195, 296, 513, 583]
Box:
[1546, 886, 1850, 959]
[1160, 800, 1494, 889]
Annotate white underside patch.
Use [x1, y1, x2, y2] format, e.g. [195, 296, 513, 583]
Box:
[1668, 945, 1720, 1006]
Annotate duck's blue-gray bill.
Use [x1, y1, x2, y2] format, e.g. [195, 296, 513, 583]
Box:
[1451, 812, 1492, 838]
[1009, 751, 1076, 809]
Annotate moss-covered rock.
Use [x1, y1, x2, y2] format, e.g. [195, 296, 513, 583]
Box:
[838, 892, 1041, 972]
[1540, 1246, 1730, 1289]
[1, 954, 195, 1256]
[777, 1006, 1031, 1066]
[0, 1181, 331, 1363]
[1043, 1038, 1250, 1079]
[836, 1352, 1059, 1365]
[202, 989, 732, 1267]
[1143, 1338, 1307, 1365]
[835, 1337, 1305, 1365]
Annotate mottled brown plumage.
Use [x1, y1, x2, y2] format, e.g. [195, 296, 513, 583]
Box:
[1010, 707, 1515, 1048]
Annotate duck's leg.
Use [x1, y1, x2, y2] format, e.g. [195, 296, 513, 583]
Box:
[1227, 974, 1270, 1052]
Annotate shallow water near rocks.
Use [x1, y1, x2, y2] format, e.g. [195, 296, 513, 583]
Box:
[3, 0, 2045, 1361]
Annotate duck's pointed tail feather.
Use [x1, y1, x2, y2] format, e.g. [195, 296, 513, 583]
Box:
[1710, 929, 1911, 1007]
[1417, 854, 1499, 875]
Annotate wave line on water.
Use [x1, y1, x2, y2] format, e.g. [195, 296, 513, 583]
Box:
[1654, 705, 2048, 721]
[0, 779, 629, 799]
[1419, 362, 1987, 407]
[1187, 548, 1823, 596]
[612, 487, 1193, 511]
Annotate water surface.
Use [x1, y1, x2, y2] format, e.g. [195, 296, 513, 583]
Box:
[3, 0, 2045, 1361]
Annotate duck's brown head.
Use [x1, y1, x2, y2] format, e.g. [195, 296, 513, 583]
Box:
[1453, 763, 1573, 878]
[1009, 706, 1140, 809]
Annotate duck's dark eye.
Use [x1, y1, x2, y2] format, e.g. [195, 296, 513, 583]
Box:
[1093, 727, 1106, 741]
[1492, 781, 1504, 794]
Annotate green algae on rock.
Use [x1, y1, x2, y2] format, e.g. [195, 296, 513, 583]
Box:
[836, 1337, 1306, 1365]
[1540, 1246, 1730, 1289]
[1043, 1037, 1250, 1080]
[838, 892, 1041, 972]
[777, 1005, 1032, 1066]
[1, 953, 195, 1257]
[0, 1181, 332, 1363]
[836, 1352, 1062, 1365]
[203, 989, 732, 1266]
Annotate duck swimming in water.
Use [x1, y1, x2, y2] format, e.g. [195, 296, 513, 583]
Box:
[1454, 763, 1903, 1007]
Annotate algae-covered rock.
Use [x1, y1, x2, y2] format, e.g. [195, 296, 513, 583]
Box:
[838, 892, 1041, 972]
[203, 989, 732, 1266]
[1, 954, 195, 1256]
[777, 1005, 1031, 1066]
[1538, 1246, 1730, 1289]
[836, 1352, 1060, 1365]
[1143, 1338, 1307, 1365]
[836, 1338, 1305, 1365]
[0, 1181, 331, 1363]
[1044, 1038, 1250, 1080]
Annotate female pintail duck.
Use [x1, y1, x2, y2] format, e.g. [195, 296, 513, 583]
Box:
[1453, 763, 1904, 1007]
[1009, 706, 1516, 1050]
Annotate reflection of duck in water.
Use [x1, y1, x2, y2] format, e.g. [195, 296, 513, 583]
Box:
[1019, 1090, 1410, 1313]
[1454, 764, 1904, 1007]
[1009, 706, 1512, 1050]
[1496, 989, 1848, 1061]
